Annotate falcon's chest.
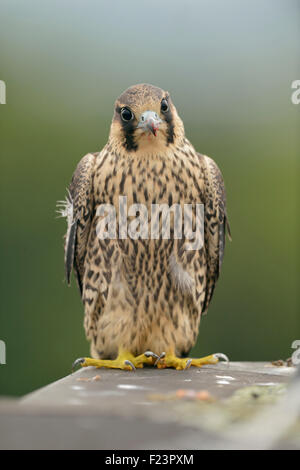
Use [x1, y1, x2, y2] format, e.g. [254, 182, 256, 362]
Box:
[89, 145, 206, 299]
[93, 145, 204, 210]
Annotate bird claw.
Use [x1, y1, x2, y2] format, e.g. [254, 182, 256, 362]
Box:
[144, 350, 160, 360]
[124, 360, 136, 371]
[184, 359, 192, 370]
[213, 353, 230, 365]
[72, 357, 85, 373]
[154, 351, 166, 366]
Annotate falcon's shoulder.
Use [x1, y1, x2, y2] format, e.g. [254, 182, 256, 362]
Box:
[197, 152, 231, 314]
[59, 152, 98, 295]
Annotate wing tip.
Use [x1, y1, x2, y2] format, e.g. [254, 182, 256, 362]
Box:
[64, 220, 77, 285]
[226, 218, 232, 242]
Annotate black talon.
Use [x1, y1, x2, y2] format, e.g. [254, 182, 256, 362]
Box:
[72, 357, 85, 373]
[154, 351, 166, 366]
[124, 360, 136, 371]
[214, 353, 230, 365]
[144, 351, 160, 360]
[184, 359, 192, 370]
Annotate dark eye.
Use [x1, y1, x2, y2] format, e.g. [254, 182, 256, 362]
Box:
[121, 107, 133, 121]
[161, 99, 169, 112]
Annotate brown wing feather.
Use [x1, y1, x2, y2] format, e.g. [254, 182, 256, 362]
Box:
[64, 153, 97, 295]
[198, 153, 231, 314]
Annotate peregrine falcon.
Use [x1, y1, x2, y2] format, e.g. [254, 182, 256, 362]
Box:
[58, 84, 231, 370]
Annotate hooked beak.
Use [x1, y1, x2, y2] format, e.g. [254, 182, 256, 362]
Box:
[137, 110, 162, 137]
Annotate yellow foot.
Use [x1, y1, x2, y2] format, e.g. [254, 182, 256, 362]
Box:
[72, 350, 160, 372]
[156, 352, 229, 370]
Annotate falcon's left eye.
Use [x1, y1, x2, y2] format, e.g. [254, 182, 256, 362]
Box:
[161, 99, 169, 113]
[121, 107, 134, 122]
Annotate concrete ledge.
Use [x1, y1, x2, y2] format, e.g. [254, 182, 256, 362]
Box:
[0, 362, 298, 449]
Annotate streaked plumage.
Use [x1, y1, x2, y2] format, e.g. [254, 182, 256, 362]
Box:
[59, 84, 230, 369]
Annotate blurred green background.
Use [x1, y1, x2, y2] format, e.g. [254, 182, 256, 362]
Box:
[0, 0, 299, 396]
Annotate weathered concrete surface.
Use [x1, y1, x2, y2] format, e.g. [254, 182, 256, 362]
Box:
[0, 362, 299, 449]
[21, 361, 294, 409]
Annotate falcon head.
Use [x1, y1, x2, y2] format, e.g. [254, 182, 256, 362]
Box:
[109, 84, 185, 154]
